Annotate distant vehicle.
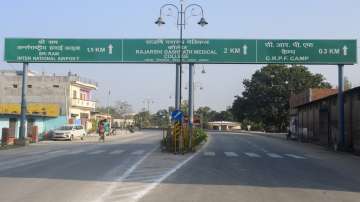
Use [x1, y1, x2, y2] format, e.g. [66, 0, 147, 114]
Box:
[52, 125, 86, 141]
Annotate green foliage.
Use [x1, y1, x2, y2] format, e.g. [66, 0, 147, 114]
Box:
[89, 119, 98, 133]
[192, 128, 208, 147]
[231, 64, 331, 132]
[134, 111, 151, 128]
[195, 106, 234, 128]
[241, 119, 265, 131]
[150, 109, 170, 128]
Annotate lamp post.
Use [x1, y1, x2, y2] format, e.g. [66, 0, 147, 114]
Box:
[155, 0, 208, 111]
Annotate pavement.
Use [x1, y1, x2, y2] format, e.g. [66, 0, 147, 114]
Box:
[0, 130, 360, 202]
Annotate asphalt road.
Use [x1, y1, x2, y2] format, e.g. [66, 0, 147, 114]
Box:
[140, 131, 360, 202]
[1, 130, 360, 202]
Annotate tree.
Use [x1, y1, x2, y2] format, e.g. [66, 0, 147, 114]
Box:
[150, 109, 170, 128]
[134, 111, 151, 128]
[195, 106, 214, 128]
[212, 109, 234, 122]
[96, 106, 119, 117]
[114, 100, 133, 118]
[231, 64, 331, 132]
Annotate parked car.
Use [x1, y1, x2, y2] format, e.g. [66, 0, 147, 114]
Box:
[52, 125, 86, 141]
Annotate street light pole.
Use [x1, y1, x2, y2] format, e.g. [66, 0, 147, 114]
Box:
[155, 0, 208, 112]
[188, 63, 195, 150]
[19, 63, 29, 141]
[179, 2, 184, 110]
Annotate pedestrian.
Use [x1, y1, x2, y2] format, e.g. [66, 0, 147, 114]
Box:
[104, 119, 110, 136]
[98, 120, 105, 142]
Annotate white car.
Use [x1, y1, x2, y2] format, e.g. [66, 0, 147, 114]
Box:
[52, 125, 87, 141]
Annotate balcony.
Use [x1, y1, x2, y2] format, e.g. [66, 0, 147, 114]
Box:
[71, 98, 96, 109]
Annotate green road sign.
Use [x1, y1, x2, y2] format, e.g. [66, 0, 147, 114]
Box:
[4, 38, 357, 64]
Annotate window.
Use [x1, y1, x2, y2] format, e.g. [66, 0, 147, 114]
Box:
[73, 90, 77, 99]
[53, 85, 59, 88]
[13, 84, 18, 88]
[27, 85, 32, 88]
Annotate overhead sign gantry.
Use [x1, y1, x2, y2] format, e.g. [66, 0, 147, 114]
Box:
[3, 38, 357, 149]
[4, 38, 357, 64]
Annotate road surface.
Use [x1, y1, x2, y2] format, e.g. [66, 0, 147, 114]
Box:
[1, 130, 360, 202]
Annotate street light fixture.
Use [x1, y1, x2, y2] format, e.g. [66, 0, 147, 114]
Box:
[155, 1, 208, 111]
[155, 17, 166, 26]
[201, 65, 206, 74]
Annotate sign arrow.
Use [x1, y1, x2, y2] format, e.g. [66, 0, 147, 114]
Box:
[108, 44, 113, 55]
[343, 46, 348, 56]
[243, 45, 248, 55]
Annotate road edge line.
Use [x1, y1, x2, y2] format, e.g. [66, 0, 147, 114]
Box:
[94, 145, 159, 202]
[132, 134, 211, 201]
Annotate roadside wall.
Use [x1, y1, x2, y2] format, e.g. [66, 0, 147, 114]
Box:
[295, 87, 360, 153]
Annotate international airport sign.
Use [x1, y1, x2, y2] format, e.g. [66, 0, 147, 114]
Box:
[4, 38, 357, 64]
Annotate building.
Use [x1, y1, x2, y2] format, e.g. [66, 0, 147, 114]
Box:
[0, 70, 97, 139]
[289, 88, 338, 136]
[290, 87, 360, 153]
[112, 118, 135, 128]
[90, 112, 112, 131]
[208, 121, 242, 131]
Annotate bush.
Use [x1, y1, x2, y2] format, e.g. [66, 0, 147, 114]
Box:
[191, 128, 208, 147]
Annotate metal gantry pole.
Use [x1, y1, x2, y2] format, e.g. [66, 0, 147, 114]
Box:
[338, 64, 345, 149]
[188, 63, 195, 150]
[179, 2, 184, 110]
[175, 63, 181, 110]
[19, 63, 29, 140]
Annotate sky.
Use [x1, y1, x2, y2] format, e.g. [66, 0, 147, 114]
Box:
[0, 0, 359, 113]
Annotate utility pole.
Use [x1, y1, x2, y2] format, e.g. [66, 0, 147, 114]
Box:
[338, 64, 345, 150]
[188, 63, 195, 150]
[18, 63, 29, 145]
[143, 98, 154, 113]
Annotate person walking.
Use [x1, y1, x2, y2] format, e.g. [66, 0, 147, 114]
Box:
[98, 120, 105, 142]
[104, 119, 110, 136]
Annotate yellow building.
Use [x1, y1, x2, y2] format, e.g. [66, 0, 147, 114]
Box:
[0, 70, 98, 138]
[68, 78, 97, 130]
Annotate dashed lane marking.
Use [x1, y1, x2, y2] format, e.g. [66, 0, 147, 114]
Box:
[245, 152, 261, 158]
[224, 152, 239, 157]
[88, 150, 106, 155]
[285, 154, 307, 159]
[131, 150, 145, 155]
[267, 153, 283, 158]
[109, 150, 125, 155]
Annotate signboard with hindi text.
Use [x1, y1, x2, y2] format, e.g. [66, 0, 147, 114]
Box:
[4, 38, 357, 64]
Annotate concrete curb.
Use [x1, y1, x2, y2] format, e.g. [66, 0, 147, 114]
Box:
[231, 130, 287, 140]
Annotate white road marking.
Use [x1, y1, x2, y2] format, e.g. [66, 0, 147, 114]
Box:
[96, 142, 207, 202]
[94, 147, 159, 202]
[131, 150, 145, 155]
[109, 150, 125, 155]
[48, 149, 67, 154]
[69, 149, 85, 155]
[124, 174, 163, 182]
[224, 152, 239, 157]
[204, 151, 215, 156]
[88, 150, 105, 155]
[267, 153, 283, 158]
[285, 154, 307, 159]
[131, 148, 204, 201]
[245, 152, 261, 158]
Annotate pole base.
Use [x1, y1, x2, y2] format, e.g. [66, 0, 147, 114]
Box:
[14, 138, 30, 146]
